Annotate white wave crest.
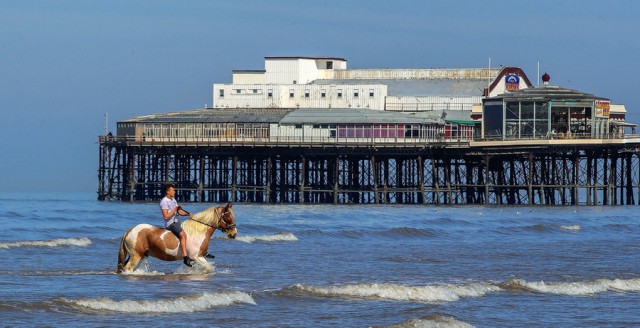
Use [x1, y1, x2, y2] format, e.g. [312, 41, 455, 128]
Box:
[504, 278, 640, 296]
[292, 282, 500, 303]
[63, 291, 255, 313]
[0, 237, 92, 249]
[376, 315, 474, 328]
[560, 225, 581, 231]
[234, 232, 298, 243]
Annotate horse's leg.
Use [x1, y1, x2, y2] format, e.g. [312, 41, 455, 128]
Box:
[124, 253, 143, 272]
[116, 235, 128, 273]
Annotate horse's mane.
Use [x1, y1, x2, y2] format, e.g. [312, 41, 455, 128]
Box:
[182, 207, 219, 235]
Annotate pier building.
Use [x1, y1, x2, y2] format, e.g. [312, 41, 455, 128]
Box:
[98, 56, 640, 205]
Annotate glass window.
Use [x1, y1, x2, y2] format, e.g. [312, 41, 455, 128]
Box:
[506, 102, 519, 120]
[535, 102, 548, 119]
[484, 103, 503, 137]
[521, 102, 534, 119]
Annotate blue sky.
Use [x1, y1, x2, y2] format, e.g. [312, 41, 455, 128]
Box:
[1, 0, 638, 193]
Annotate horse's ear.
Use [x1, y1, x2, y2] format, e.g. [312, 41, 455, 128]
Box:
[225, 203, 233, 209]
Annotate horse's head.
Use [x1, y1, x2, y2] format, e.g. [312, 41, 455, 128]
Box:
[218, 203, 237, 239]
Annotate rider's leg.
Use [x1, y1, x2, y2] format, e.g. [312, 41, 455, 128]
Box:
[179, 231, 192, 267]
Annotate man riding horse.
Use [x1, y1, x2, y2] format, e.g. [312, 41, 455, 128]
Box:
[115, 184, 237, 274]
[160, 183, 196, 267]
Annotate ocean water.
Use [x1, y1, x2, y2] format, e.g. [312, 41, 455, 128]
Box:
[1, 192, 640, 327]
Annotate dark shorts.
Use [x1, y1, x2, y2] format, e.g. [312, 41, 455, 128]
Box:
[166, 222, 183, 238]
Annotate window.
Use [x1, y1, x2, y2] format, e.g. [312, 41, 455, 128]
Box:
[289, 89, 295, 98]
[321, 89, 326, 98]
[253, 89, 258, 94]
[326, 61, 333, 69]
[267, 89, 273, 97]
[337, 89, 343, 98]
[369, 89, 374, 97]
[354, 89, 359, 97]
[235, 89, 242, 94]
[304, 89, 310, 98]
[219, 89, 224, 98]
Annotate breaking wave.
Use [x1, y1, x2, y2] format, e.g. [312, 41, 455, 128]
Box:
[501, 278, 640, 296]
[0, 237, 92, 249]
[60, 291, 255, 313]
[285, 277, 640, 304]
[375, 314, 474, 328]
[234, 232, 298, 243]
[288, 282, 500, 303]
[559, 224, 581, 231]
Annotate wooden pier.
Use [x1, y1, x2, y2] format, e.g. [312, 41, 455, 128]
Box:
[98, 136, 640, 205]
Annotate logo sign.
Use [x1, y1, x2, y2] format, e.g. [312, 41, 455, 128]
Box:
[595, 100, 610, 118]
[505, 74, 520, 91]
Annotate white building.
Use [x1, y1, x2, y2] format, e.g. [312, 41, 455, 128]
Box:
[212, 56, 533, 112]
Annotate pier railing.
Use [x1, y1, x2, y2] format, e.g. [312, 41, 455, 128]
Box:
[99, 133, 640, 148]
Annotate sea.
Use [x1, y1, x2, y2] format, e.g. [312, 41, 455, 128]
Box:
[1, 192, 639, 327]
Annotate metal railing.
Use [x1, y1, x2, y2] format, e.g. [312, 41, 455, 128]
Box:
[99, 133, 640, 148]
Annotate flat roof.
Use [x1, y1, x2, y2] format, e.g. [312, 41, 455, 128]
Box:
[312, 79, 487, 97]
[490, 85, 608, 102]
[120, 108, 293, 124]
[265, 56, 347, 62]
[279, 108, 440, 125]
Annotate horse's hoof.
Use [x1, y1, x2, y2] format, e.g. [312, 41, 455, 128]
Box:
[205, 253, 215, 259]
[183, 257, 193, 267]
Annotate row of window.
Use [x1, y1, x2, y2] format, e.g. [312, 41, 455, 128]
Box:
[219, 89, 376, 98]
[137, 123, 471, 140]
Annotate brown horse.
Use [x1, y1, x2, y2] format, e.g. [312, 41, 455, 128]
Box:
[116, 204, 237, 274]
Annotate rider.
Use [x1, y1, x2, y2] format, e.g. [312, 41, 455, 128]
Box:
[160, 184, 194, 267]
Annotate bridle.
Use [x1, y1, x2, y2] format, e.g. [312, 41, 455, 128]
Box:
[184, 207, 236, 233]
[215, 210, 236, 233]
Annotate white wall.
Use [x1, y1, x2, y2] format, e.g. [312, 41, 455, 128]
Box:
[213, 83, 387, 109]
[232, 72, 265, 84]
[489, 75, 529, 97]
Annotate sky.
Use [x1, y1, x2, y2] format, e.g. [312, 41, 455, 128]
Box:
[1, 0, 639, 193]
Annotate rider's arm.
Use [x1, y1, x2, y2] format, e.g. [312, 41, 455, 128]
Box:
[176, 206, 192, 218]
[161, 207, 178, 220]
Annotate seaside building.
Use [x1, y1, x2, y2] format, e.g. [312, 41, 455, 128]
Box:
[100, 56, 640, 205]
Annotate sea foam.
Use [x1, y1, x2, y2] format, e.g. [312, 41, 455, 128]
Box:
[291, 282, 500, 303]
[502, 278, 640, 296]
[0, 237, 91, 249]
[62, 291, 255, 313]
[234, 232, 298, 243]
[560, 224, 581, 231]
[375, 314, 475, 328]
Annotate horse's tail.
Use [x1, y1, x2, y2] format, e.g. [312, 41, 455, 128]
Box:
[115, 232, 128, 274]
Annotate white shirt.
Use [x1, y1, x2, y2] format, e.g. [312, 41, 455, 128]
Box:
[160, 196, 179, 227]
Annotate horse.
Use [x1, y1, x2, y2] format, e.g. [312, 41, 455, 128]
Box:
[116, 203, 237, 274]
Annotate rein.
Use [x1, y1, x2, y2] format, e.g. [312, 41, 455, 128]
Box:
[183, 208, 235, 232]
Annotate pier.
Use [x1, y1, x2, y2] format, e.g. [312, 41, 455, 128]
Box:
[98, 56, 639, 205]
[98, 135, 640, 205]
